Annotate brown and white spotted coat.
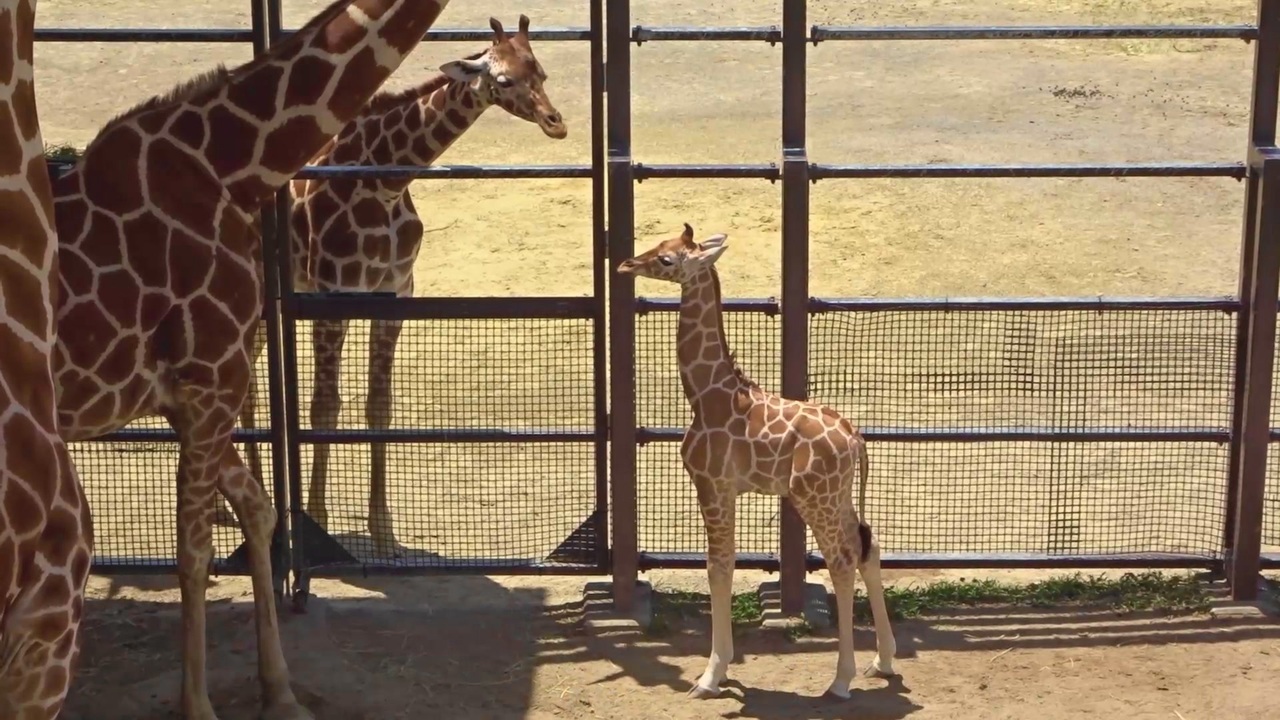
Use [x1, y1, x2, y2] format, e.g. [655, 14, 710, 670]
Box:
[47, 1, 457, 717]
[233, 14, 567, 557]
[617, 224, 898, 700]
[0, 1, 93, 718]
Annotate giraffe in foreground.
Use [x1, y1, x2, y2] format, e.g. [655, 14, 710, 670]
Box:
[48, 0, 455, 717]
[0, 1, 94, 717]
[231, 14, 568, 556]
[616, 224, 898, 700]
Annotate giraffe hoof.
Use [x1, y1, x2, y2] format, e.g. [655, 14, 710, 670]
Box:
[687, 684, 721, 699]
[864, 659, 897, 679]
[821, 689, 853, 703]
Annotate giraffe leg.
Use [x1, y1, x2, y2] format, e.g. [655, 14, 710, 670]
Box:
[307, 318, 348, 532]
[220, 321, 270, 527]
[217, 444, 313, 720]
[0, 455, 92, 720]
[171, 429, 224, 720]
[856, 522, 897, 679]
[365, 318, 404, 557]
[805, 505, 861, 701]
[690, 476, 736, 699]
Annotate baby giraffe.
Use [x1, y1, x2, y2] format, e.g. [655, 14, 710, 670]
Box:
[617, 224, 897, 700]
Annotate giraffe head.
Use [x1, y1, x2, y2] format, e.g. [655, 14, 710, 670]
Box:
[617, 223, 729, 285]
[439, 15, 567, 139]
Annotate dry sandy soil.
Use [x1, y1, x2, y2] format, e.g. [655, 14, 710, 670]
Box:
[21, 0, 1280, 716]
[63, 569, 1280, 720]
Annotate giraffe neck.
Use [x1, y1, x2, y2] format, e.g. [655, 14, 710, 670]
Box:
[86, 0, 454, 211]
[350, 76, 494, 198]
[677, 267, 744, 409]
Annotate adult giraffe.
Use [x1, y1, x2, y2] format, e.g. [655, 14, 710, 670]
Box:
[0, 1, 93, 718]
[617, 225, 898, 700]
[49, 0, 456, 717]
[231, 13, 567, 557]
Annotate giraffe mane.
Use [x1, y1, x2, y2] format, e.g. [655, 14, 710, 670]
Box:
[727, 351, 759, 388]
[363, 49, 489, 114]
[97, 0, 354, 134]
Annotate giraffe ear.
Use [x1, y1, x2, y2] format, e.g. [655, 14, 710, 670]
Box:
[490, 17, 508, 43]
[440, 57, 488, 82]
[694, 235, 729, 266]
[700, 233, 728, 250]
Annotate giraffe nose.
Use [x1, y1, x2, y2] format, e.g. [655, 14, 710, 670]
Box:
[539, 110, 568, 139]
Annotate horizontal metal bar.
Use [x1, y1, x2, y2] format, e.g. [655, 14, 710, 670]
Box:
[1262, 553, 1280, 568]
[637, 426, 1230, 443]
[91, 559, 245, 575]
[35, 28, 254, 43]
[308, 561, 605, 577]
[75, 428, 270, 443]
[632, 26, 782, 43]
[293, 295, 597, 321]
[811, 162, 1247, 179]
[292, 164, 593, 180]
[289, 27, 593, 42]
[810, 24, 1258, 42]
[811, 295, 1241, 312]
[636, 297, 779, 314]
[638, 551, 1219, 571]
[633, 163, 780, 180]
[297, 428, 595, 444]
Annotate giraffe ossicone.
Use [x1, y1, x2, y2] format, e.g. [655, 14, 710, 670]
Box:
[47, 0, 458, 717]
[617, 223, 899, 701]
[230, 12, 568, 559]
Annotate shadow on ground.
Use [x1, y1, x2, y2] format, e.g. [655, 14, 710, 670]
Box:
[64, 574, 1280, 720]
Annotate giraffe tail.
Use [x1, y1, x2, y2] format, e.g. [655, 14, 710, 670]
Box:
[855, 435, 873, 563]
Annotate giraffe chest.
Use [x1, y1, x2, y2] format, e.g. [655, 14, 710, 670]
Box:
[293, 185, 424, 293]
[680, 423, 791, 496]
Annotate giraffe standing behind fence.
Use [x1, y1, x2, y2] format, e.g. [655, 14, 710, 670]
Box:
[47, 1, 457, 717]
[616, 224, 898, 700]
[229, 13, 568, 557]
[0, 1, 94, 718]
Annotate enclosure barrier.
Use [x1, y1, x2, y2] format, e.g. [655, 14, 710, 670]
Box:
[36, 0, 1280, 613]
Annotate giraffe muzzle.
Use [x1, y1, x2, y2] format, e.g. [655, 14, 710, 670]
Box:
[538, 110, 568, 139]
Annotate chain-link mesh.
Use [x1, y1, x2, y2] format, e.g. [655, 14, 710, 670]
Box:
[1264, 443, 1280, 552]
[810, 308, 1236, 430]
[635, 303, 1236, 560]
[291, 316, 600, 569]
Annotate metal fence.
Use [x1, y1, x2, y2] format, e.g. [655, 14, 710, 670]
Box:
[39, 0, 1280, 612]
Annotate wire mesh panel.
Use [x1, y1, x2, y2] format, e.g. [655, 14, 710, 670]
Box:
[291, 313, 600, 570]
[808, 441, 1227, 559]
[1265, 444, 1280, 552]
[807, 305, 1234, 560]
[635, 303, 779, 555]
[810, 306, 1236, 431]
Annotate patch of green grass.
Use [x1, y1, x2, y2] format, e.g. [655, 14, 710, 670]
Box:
[647, 572, 1212, 635]
[866, 571, 1212, 621]
[44, 143, 81, 163]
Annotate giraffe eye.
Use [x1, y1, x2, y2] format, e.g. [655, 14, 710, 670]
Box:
[658, 256, 674, 266]
[494, 74, 514, 88]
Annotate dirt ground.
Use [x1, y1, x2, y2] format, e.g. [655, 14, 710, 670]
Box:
[22, 0, 1280, 716]
[63, 569, 1280, 720]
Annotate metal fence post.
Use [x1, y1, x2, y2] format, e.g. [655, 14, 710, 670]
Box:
[1229, 146, 1280, 600]
[1225, 0, 1280, 597]
[591, 0, 611, 573]
[778, 0, 811, 614]
[607, 0, 639, 611]
[247, 0, 292, 600]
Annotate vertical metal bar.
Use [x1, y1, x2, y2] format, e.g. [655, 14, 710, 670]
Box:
[590, 0, 610, 571]
[778, 0, 810, 615]
[261, 0, 311, 609]
[1225, 0, 1280, 580]
[1230, 148, 1280, 601]
[248, 0, 290, 599]
[607, 0, 639, 610]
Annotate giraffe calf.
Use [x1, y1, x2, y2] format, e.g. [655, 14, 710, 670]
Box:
[617, 224, 898, 700]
